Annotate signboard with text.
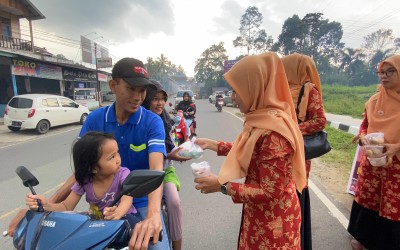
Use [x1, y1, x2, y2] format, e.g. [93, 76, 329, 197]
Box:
[96, 58, 112, 68]
[12, 58, 62, 80]
[224, 59, 239, 73]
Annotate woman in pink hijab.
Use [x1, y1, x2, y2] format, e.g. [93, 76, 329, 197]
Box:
[195, 52, 306, 249]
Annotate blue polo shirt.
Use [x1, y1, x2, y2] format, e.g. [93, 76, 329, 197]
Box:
[79, 104, 166, 208]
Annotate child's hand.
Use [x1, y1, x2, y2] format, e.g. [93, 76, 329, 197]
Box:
[103, 206, 121, 220]
[25, 194, 47, 210]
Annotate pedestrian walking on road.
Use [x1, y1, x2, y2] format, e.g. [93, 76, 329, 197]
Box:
[194, 52, 307, 249]
[347, 54, 400, 250]
[282, 53, 327, 250]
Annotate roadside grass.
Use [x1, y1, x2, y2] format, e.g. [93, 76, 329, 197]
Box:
[319, 126, 357, 179]
[322, 84, 377, 119]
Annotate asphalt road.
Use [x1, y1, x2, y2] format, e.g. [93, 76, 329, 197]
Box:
[0, 99, 354, 249]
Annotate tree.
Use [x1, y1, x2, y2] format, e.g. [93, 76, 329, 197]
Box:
[339, 48, 366, 76]
[145, 54, 186, 92]
[194, 42, 228, 89]
[277, 15, 307, 55]
[362, 29, 394, 51]
[233, 6, 272, 55]
[277, 13, 343, 66]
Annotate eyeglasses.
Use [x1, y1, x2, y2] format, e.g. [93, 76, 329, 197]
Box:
[376, 69, 397, 77]
[151, 97, 167, 103]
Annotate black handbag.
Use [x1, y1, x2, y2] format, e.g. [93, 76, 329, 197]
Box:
[303, 131, 331, 160]
[296, 85, 331, 160]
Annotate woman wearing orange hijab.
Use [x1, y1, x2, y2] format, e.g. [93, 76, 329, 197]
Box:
[282, 53, 327, 250]
[347, 55, 400, 250]
[195, 52, 307, 249]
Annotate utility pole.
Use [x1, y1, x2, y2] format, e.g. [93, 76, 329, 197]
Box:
[94, 42, 100, 103]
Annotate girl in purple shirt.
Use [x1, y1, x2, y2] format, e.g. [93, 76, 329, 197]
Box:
[25, 132, 138, 225]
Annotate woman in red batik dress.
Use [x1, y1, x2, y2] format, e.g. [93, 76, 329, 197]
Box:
[347, 55, 400, 250]
[194, 52, 307, 250]
[282, 53, 327, 250]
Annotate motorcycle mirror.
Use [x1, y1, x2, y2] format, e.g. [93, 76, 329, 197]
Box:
[16, 166, 44, 212]
[111, 170, 165, 207]
[168, 102, 172, 107]
[16, 166, 39, 188]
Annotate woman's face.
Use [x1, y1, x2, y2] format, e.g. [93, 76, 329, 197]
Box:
[231, 90, 249, 113]
[183, 94, 189, 101]
[379, 62, 400, 92]
[149, 92, 166, 115]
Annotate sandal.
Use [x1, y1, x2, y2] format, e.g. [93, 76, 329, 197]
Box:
[351, 239, 364, 250]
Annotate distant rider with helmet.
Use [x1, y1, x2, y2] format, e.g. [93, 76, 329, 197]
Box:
[175, 92, 196, 138]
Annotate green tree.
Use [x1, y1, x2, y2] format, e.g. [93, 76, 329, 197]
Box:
[194, 42, 228, 89]
[277, 13, 343, 63]
[233, 6, 272, 55]
[277, 14, 307, 55]
[145, 54, 186, 92]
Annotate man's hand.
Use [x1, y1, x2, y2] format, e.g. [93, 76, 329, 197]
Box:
[167, 147, 191, 162]
[129, 214, 162, 249]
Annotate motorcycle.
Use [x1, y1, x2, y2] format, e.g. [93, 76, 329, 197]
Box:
[169, 103, 196, 145]
[6, 166, 164, 250]
[216, 97, 224, 112]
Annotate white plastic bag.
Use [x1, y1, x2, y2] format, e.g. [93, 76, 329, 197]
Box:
[190, 161, 211, 178]
[178, 137, 203, 159]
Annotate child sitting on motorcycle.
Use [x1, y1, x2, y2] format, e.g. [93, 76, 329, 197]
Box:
[25, 131, 139, 226]
[175, 92, 196, 138]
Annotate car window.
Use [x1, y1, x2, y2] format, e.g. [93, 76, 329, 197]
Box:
[60, 98, 76, 108]
[8, 97, 33, 108]
[42, 98, 59, 107]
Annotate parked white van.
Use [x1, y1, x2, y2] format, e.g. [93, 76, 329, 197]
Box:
[4, 94, 90, 134]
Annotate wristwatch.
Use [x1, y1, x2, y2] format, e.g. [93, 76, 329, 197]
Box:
[220, 182, 229, 195]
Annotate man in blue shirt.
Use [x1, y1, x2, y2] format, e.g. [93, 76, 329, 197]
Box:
[79, 57, 168, 249]
[6, 58, 169, 249]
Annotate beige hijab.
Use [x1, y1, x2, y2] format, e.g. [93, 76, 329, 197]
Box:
[366, 55, 400, 159]
[218, 52, 307, 192]
[281, 53, 322, 122]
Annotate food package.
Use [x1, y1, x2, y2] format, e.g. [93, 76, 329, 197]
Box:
[365, 132, 384, 145]
[367, 156, 387, 167]
[363, 145, 384, 157]
[190, 161, 211, 178]
[178, 137, 203, 159]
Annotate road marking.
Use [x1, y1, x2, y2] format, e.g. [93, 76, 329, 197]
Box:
[0, 127, 80, 149]
[224, 108, 349, 229]
[308, 180, 349, 228]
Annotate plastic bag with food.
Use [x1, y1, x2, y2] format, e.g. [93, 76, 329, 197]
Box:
[178, 137, 203, 159]
[190, 161, 211, 178]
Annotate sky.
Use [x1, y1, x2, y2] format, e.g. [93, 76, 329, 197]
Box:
[23, 0, 400, 77]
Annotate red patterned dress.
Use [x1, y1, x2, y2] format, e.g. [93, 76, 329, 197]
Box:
[355, 113, 400, 221]
[217, 131, 301, 250]
[298, 87, 327, 180]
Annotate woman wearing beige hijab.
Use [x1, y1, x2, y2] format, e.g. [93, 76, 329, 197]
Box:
[347, 55, 400, 250]
[282, 53, 327, 250]
[195, 52, 306, 249]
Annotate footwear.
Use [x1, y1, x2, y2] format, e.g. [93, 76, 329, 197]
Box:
[351, 239, 364, 250]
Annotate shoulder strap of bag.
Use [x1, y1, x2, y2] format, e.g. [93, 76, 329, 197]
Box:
[296, 84, 305, 124]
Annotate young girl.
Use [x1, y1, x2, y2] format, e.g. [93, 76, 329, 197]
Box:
[25, 131, 138, 224]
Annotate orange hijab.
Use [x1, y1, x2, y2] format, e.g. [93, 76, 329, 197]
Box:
[281, 53, 322, 122]
[218, 52, 307, 192]
[366, 55, 400, 159]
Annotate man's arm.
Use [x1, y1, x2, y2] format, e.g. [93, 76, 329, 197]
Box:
[129, 152, 164, 249]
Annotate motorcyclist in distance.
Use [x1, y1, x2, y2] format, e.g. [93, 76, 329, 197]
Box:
[175, 92, 196, 139]
[215, 93, 224, 109]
